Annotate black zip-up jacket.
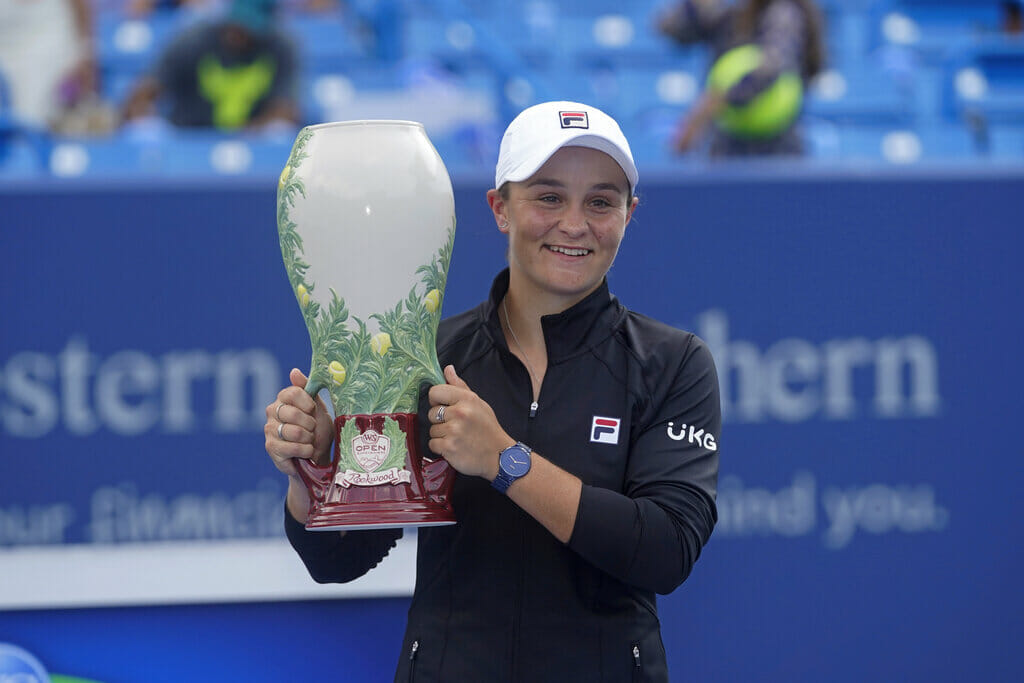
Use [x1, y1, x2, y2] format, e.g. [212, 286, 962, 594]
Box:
[286, 270, 721, 682]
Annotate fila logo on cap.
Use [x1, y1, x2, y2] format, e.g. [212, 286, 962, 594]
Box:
[560, 111, 589, 129]
[591, 416, 620, 444]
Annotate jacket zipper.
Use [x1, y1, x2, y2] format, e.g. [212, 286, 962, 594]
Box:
[407, 639, 419, 682]
[632, 644, 641, 681]
[505, 337, 539, 418]
[502, 303, 540, 418]
[524, 360, 539, 418]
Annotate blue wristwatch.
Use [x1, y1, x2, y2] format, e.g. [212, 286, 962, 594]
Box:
[492, 441, 532, 494]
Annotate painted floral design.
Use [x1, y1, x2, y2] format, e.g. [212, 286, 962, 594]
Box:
[277, 126, 454, 417]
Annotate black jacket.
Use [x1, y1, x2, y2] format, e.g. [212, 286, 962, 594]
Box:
[286, 270, 721, 682]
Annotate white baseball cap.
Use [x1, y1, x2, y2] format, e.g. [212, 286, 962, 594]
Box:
[494, 101, 638, 193]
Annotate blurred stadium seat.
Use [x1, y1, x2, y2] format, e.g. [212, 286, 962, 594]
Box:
[96, 9, 189, 102]
[2, 0, 1021, 179]
[944, 39, 1024, 125]
[989, 124, 1024, 157]
[284, 10, 367, 74]
[41, 132, 294, 178]
[806, 62, 915, 125]
[867, 0, 1008, 62]
[813, 121, 976, 161]
[0, 71, 49, 176]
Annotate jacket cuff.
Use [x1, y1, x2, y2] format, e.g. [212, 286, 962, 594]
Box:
[283, 502, 404, 584]
[569, 484, 641, 579]
[284, 502, 333, 555]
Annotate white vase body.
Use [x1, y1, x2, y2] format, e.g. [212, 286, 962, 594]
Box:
[276, 120, 457, 530]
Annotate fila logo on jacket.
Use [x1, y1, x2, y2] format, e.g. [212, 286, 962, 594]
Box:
[590, 416, 620, 444]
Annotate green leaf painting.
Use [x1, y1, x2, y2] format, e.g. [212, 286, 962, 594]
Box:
[277, 126, 455, 416]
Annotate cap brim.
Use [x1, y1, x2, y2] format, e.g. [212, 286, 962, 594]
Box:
[502, 133, 638, 192]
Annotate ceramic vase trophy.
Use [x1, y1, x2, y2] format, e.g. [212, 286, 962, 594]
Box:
[277, 121, 457, 530]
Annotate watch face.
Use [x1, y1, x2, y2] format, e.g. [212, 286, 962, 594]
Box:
[500, 446, 531, 477]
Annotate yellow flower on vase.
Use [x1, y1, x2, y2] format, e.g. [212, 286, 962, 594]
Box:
[371, 332, 392, 356]
[329, 361, 346, 386]
[424, 289, 441, 313]
[296, 284, 310, 307]
[279, 165, 291, 188]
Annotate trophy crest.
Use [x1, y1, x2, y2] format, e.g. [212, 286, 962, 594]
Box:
[277, 120, 457, 530]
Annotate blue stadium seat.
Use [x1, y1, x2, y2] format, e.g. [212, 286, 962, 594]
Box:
[943, 40, 1024, 125]
[868, 0, 1008, 63]
[284, 11, 367, 73]
[0, 68, 48, 175]
[46, 137, 163, 177]
[623, 104, 683, 167]
[806, 63, 915, 125]
[96, 9, 202, 108]
[0, 137, 45, 177]
[823, 122, 977, 162]
[821, 2, 869, 67]
[42, 132, 295, 179]
[159, 133, 293, 177]
[879, 0, 1004, 33]
[988, 125, 1024, 159]
[541, 0, 662, 18]
[568, 15, 678, 70]
[402, 15, 489, 63]
[96, 9, 190, 76]
[604, 65, 702, 123]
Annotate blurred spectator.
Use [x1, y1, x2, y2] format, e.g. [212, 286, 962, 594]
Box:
[124, 0, 343, 19]
[125, 0, 214, 18]
[657, 0, 825, 157]
[0, 0, 110, 132]
[1003, 0, 1023, 35]
[121, 0, 300, 132]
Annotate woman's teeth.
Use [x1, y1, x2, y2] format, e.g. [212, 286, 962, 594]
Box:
[548, 246, 589, 256]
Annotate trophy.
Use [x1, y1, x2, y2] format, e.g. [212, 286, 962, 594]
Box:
[277, 120, 457, 530]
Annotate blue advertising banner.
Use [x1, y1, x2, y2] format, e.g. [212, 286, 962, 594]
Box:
[1, 164, 1022, 681]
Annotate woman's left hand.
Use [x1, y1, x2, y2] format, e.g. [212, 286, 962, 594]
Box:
[428, 365, 511, 481]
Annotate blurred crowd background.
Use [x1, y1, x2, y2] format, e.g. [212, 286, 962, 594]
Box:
[1, 0, 1022, 180]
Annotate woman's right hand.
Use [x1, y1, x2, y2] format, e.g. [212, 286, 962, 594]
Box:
[264, 368, 334, 477]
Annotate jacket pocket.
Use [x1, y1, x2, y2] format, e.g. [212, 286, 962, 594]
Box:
[407, 639, 419, 682]
[600, 625, 667, 682]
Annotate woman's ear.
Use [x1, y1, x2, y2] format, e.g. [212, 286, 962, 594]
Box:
[486, 188, 510, 234]
[624, 195, 639, 227]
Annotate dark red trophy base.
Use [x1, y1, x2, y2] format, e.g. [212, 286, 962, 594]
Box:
[296, 413, 456, 531]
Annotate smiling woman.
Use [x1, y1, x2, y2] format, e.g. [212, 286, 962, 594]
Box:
[268, 101, 722, 682]
[489, 146, 636, 318]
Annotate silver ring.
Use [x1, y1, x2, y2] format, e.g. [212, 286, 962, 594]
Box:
[276, 402, 284, 421]
[436, 405, 446, 423]
[277, 422, 287, 441]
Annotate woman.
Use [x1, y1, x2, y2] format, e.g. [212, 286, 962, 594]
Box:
[265, 101, 721, 681]
[658, 0, 826, 156]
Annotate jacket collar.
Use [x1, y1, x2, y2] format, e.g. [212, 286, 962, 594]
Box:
[481, 269, 624, 363]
